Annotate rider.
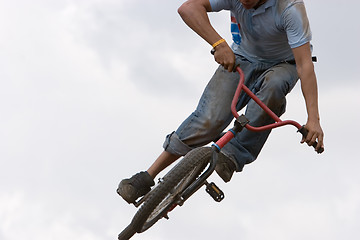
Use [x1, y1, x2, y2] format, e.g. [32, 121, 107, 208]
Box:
[117, 0, 325, 204]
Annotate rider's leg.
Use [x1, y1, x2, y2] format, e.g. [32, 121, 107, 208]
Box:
[147, 67, 241, 183]
[221, 62, 299, 173]
[163, 66, 243, 153]
[162, 55, 264, 156]
[147, 151, 180, 178]
[161, 58, 261, 183]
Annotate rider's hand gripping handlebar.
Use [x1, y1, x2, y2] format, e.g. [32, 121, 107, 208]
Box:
[298, 126, 324, 154]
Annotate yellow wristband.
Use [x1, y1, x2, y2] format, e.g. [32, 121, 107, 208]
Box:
[211, 38, 226, 48]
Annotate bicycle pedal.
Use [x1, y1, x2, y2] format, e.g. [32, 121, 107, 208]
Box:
[134, 192, 150, 208]
[205, 182, 225, 202]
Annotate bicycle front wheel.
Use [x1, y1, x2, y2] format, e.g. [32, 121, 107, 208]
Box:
[119, 147, 212, 239]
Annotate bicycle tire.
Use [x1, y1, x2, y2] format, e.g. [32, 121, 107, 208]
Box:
[140, 147, 211, 232]
[118, 147, 212, 240]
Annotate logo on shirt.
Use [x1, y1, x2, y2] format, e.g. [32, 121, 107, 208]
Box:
[231, 14, 241, 45]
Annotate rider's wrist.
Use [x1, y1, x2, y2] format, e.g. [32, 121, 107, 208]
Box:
[211, 38, 226, 48]
[211, 38, 226, 55]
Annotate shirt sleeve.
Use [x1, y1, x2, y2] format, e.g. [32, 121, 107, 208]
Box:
[282, 2, 312, 48]
[209, 0, 232, 12]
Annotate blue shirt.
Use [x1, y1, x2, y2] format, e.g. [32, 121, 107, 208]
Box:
[209, 0, 312, 64]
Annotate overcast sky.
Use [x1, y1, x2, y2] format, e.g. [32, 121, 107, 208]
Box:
[1, 0, 360, 240]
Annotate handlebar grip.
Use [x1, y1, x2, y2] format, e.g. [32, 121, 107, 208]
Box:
[298, 126, 324, 154]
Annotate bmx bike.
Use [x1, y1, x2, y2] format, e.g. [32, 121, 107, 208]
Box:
[118, 66, 324, 240]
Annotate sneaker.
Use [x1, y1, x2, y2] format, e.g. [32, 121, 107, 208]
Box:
[117, 171, 155, 204]
[215, 152, 236, 183]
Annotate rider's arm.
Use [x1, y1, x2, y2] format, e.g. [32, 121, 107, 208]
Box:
[292, 42, 324, 151]
[178, 0, 235, 71]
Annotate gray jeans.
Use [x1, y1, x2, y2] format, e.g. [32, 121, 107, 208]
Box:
[163, 55, 298, 172]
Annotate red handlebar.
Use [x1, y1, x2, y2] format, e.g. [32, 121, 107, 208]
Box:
[215, 66, 323, 154]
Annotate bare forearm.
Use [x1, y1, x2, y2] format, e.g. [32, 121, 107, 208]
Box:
[298, 62, 320, 122]
[297, 60, 324, 150]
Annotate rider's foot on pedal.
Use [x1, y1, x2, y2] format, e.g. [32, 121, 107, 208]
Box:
[215, 152, 236, 183]
[117, 171, 155, 204]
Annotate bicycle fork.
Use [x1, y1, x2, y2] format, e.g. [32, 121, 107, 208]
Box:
[180, 114, 250, 203]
